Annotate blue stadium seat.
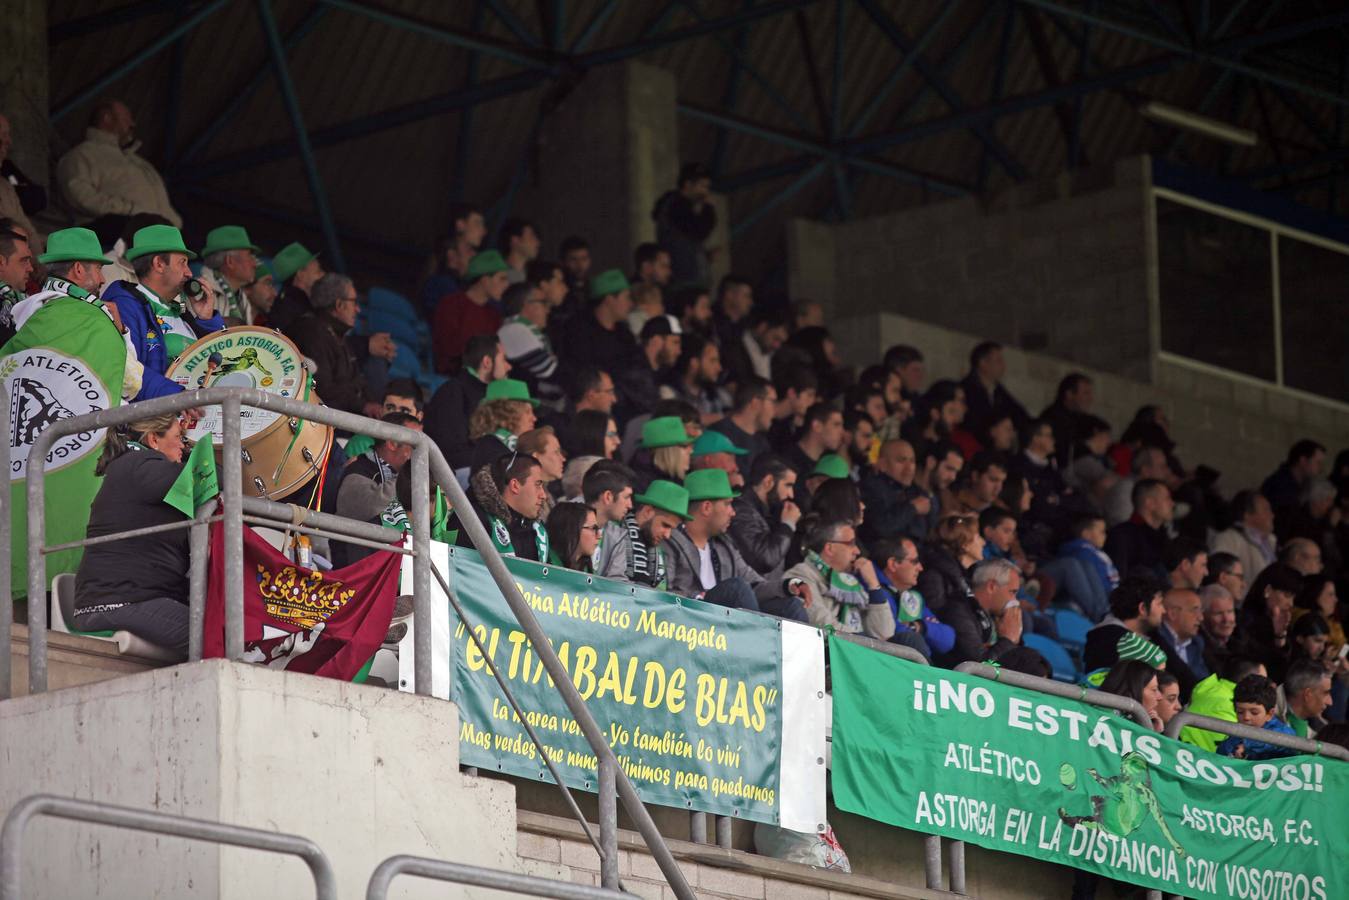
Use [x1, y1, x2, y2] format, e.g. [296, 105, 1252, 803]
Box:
[1053, 608, 1093, 654]
[1023, 632, 1080, 684]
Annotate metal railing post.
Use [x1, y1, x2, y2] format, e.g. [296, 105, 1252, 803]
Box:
[689, 811, 707, 844]
[366, 855, 629, 900]
[923, 834, 942, 889]
[949, 839, 966, 894]
[410, 444, 432, 696]
[25, 412, 48, 693]
[187, 502, 212, 662]
[0, 794, 336, 900]
[0, 385, 10, 700]
[597, 756, 619, 890]
[955, 662, 1153, 728]
[220, 396, 244, 659]
[1165, 711, 1349, 761]
[715, 815, 732, 848]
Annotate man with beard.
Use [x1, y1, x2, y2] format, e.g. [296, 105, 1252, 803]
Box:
[661, 332, 728, 421]
[729, 453, 799, 582]
[616, 314, 681, 424]
[919, 440, 964, 515]
[103, 224, 222, 400]
[780, 402, 844, 506]
[598, 479, 689, 590]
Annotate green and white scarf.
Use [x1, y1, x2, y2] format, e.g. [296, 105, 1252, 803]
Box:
[806, 550, 869, 631]
[493, 428, 519, 451]
[489, 513, 548, 561]
[0, 281, 24, 331]
[136, 284, 197, 360]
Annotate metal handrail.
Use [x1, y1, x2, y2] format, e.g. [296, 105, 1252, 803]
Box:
[1165, 711, 1349, 761]
[367, 855, 629, 900]
[955, 661, 1154, 728]
[0, 794, 336, 900]
[15, 386, 694, 900]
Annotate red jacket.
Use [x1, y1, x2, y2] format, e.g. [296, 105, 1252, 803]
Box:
[433, 291, 500, 373]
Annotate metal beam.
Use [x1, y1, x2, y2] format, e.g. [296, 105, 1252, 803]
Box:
[571, 0, 619, 52]
[48, 0, 183, 44]
[483, 0, 542, 48]
[710, 1, 754, 177]
[794, 8, 831, 136]
[454, 1, 489, 202]
[255, 0, 345, 272]
[979, 2, 1017, 191]
[576, 0, 817, 67]
[50, 0, 231, 123]
[715, 156, 817, 192]
[1021, 4, 1085, 164]
[854, 0, 1027, 181]
[316, 0, 551, 71]
[173, 4, 328, 169]
[847, 0, 963, 138]
[176, 70, 546, 183]
[731, 162, 828, 238]
[1016, 0, 1349, 107]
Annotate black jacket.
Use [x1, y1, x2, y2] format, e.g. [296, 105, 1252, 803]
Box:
[933, 593, 1019, 668]
[728, 491, 793, 581]
[916, 545, 972, 614]
[1152, 625, 1208, 704]
[960, 373, 1029, 436]
[1104, 518, 1168, 581]
[75, 450, 189, 609]
[859, 471, 933, 545]
[289, 311, 369, 416]
[425, 370, 488, 470]
[270, 283, 311, 335]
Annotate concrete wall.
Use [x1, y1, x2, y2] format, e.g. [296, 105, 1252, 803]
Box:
[0, 660, 526, 899]
[515, 61, 680, 274]
[831, 311, 1349, 494]
[792, 158, 1155, 382]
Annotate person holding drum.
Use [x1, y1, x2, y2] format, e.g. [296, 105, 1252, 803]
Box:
[72, 411, 195, 657]
[103, 224, 224, 401]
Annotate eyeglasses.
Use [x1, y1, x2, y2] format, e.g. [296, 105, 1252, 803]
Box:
[826, 539, 858, 548]
[605, 430, 620, 438]
[581, 524, 603, 533]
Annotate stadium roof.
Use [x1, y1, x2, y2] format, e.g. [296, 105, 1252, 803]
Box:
[48, 0, 1349, 285]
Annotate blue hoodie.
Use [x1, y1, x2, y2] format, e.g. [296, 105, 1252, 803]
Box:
[877, 571, 955, 657]
[1057, 537, 1120, 595]
[104, 280, 224, 401]
[1216, 715, 1298, 761]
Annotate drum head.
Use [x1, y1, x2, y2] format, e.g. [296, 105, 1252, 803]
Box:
[166, 326, 309, 443]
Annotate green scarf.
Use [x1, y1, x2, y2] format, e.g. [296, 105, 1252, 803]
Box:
[489, 512, 548, 561]
[0, 282, 23, 330]
[137, 284, 196, 360]
[380, 487, 458, 544]
[493, 428, 518, 451]
[806, 550, 869, 630]
[42, 276, 99, 304]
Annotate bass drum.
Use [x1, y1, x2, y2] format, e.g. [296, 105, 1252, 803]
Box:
[166, 326, 334, 499]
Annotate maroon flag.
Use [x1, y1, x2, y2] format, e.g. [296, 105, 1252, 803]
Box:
[203, 522, 400, 680]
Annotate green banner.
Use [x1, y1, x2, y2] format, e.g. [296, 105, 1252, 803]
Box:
[829, 637, 1346, 900]
[446, 547, 786, 824]
[2, 298, 126, 596]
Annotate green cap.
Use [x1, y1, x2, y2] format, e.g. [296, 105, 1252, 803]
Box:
[200, 225, 261, 258]
[466, 249, 509, 281]
[271, 242, 318, 283]
[36, 227, 111, 265]
[589, 269, 630, 299]
[1116, 632, 1167, 668]
[811, 453, 849, 480]
[632, 480, 692, 520]
[641, 416, 692, 449]
[691, 430, 747, 459]
[124, 224, 196, 261]
[685, 468, 739, 501]
[483, 377, 539, 407]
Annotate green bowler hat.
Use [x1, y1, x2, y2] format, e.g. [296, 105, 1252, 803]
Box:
[272, 242, 318, 283]
[589, 269, 630, 299]
[691, 430, 748, 459]
[641, 416, 692, 449]
[684, 468, 739, 501]
[811, 453, 850, 480]
[200, 225, 261, 257]
[124, 224, 196, 261]
[465, 249, 509, 281]
[632, 480, 692, 520]
[37, 227, 112, 265]
[484, 377, 540, 407]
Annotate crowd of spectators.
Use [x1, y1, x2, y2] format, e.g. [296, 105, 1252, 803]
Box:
[5, 101, 1345, 772]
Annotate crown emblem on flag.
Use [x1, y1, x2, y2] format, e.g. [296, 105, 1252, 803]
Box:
[255, 564, 356, 629]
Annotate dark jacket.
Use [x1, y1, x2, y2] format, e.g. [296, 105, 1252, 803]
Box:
[960, 373, 1029, 436]
[915, 545, 972, 614]
[425, 370, 488, 470]
[859, 471, 934, 545]
[270, 283, 311, 335]
[459, 467, 546, 562]
[1104, 517, 1168, 581]
[708, 417, 768, 474]
[75, 449, 190, 609]
[1039, 401, 1088, 469]
[556, 312, 638, 379]
[728, 490, 793, 581]
[1083, 619, 1130, 673]
[1152, 623, 1209, 704]
[664, 526, 781, 606]
[933, 593, 1019, 668]
[104, 280, 224, 401]
[288, 311, 369, 416]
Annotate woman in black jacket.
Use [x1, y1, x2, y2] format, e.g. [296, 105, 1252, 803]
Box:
[73, 412, 194, 656]
[916, 513, 984, 614]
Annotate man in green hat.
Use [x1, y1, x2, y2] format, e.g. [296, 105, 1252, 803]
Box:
[556, 268, 638, 376]
[104, 223, 224, 401]
[664, 468, 807, 622]
[12, 226, 145, 399]
[199, 225, 260, 324]
[433, 249, 509, 373]
[267, 241, 325, 333]
[689, 429, 746, 489]
[0, 223, 35, 344]
[598, 479, 690, 590]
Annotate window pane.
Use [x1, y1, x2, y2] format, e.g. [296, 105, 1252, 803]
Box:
[1157, 198, 1274, 381]
[1278, 236, 1349, 404]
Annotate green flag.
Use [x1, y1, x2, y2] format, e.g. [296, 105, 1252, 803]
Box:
[164, 436, 219, 516]
[2, 298, 126, 597]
